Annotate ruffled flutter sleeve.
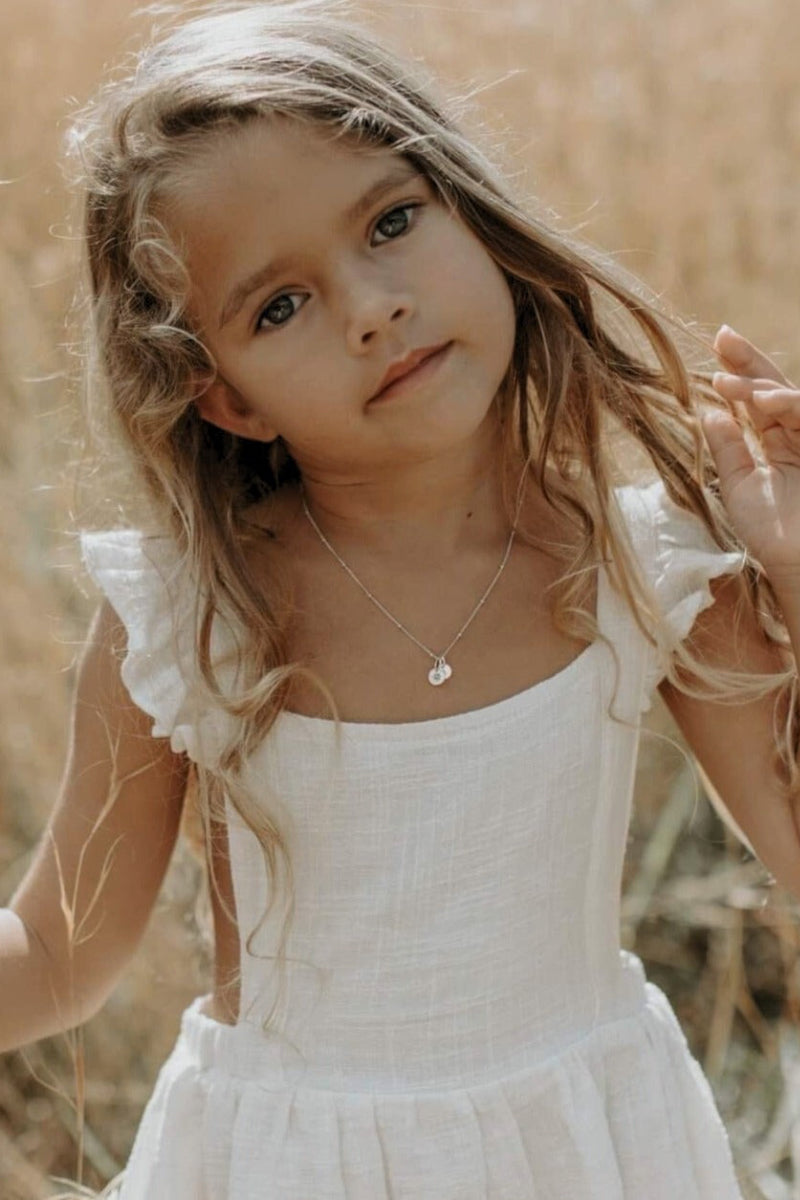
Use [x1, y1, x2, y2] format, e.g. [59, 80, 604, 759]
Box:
[79, 528, 231, 767]
[630, 480, 746, 707]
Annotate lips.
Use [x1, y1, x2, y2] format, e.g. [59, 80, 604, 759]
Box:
[371, 341, 451, 401]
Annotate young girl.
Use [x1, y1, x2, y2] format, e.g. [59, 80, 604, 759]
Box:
[3, 1, 799, 1196]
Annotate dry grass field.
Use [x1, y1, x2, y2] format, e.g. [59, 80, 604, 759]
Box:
[2, 0, 800, 1196]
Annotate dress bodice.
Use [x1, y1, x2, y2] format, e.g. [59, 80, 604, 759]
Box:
[225, 593, 641, 1092]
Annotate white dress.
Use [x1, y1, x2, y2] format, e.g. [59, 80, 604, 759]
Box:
[80, 480, 748, 1200]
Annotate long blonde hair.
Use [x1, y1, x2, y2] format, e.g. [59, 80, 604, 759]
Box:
[67, 0, 796, 1027]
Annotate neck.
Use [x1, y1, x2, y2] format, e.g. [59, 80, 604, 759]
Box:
[293, 439, 527, 569]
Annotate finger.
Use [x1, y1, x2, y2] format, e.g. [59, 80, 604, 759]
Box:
[713, 325, 791, 387]
[711, 375, 800, 435]
[752, 387, 800, 416]
[752, 405, 800, 446]
[739, 388, 800, 438]
[712, 371, 784, 402]
[701, 407, 756, 489]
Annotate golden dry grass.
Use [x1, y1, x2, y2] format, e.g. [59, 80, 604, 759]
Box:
[1, 0, 800, 1196]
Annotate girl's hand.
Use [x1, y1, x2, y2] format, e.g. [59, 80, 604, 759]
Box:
[703, 325, 800, 589]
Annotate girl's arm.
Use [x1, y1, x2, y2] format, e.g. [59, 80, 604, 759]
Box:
[659, 327, 800, 903]
[0, 598, 189, 1053]
[659, 573, 800, 901]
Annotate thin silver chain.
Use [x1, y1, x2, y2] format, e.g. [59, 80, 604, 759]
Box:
[299, 473, 526, 683]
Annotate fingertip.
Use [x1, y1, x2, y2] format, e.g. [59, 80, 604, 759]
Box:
[714, 323, 751, 360]
[700, 406, 731, 434]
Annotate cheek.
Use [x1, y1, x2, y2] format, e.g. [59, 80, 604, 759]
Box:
[437, 226, 515, 335]
[460, 253, 517, 362]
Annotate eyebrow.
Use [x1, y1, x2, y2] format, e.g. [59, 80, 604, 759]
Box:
[217, 161, 423, 331]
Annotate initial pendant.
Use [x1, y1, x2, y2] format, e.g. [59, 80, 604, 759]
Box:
[428, 657, 453, 686]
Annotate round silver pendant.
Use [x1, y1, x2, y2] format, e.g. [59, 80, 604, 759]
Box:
[428, 660, 453, 686]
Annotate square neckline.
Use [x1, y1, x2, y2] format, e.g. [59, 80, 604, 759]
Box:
[274, 559, 610, 738]
[276, 637, 603, 737]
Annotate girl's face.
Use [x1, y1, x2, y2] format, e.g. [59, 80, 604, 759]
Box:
[168, 117, 517, 482]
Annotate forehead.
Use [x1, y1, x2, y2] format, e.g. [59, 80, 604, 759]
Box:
[166, 116, 405, 226]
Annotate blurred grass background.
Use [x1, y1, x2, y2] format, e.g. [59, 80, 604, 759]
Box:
[1, 0, 800, 1196]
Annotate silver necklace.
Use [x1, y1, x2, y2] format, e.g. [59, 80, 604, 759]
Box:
[299, 477, 525, 687]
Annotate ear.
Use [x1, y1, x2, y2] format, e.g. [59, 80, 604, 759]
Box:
[194, 376, 279, 443]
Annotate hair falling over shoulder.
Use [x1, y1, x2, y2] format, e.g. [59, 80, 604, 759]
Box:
[64, 0, 798, 1021]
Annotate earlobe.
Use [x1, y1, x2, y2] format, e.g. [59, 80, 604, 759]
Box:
[194, 376, 278, 443]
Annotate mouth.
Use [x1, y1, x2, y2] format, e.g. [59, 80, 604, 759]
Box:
[368, 342, 453, 404]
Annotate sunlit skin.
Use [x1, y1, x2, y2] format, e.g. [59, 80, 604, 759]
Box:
[163, 116, 520, 565]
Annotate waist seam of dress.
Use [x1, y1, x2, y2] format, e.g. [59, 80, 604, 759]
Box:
[177, 974, 663, 1098]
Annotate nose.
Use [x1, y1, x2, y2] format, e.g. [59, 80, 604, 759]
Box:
[341, 266, 415, 354]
